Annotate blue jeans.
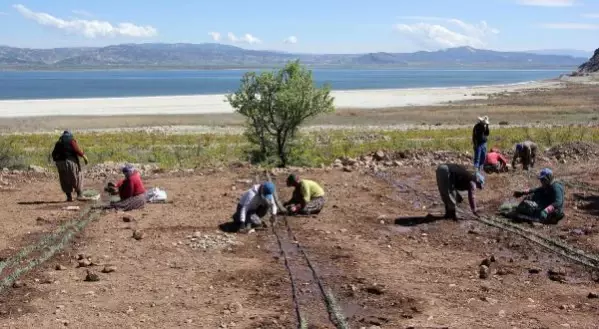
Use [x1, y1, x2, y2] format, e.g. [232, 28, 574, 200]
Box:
[473, 143, 487, 170]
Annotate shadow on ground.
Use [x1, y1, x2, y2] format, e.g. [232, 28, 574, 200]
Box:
[573, 193, 599, 216]
[394, 215, 445, 227]
[17, 201, 64, 205]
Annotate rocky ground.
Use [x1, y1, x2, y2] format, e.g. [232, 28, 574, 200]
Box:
[0, 144, 598, 328]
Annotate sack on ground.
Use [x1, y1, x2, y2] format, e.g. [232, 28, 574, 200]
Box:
[146, 187, 167, 203]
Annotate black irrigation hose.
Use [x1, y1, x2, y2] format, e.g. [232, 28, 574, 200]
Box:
[263, 171, 349, 329]
[475, 214, 599, 270]
[271, 220, 308, 329]
[282, 216, 350, 329]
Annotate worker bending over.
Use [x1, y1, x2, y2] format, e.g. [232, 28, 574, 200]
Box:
[484, 147, 509, 173]
[512, 141, 538, 170]
[232, 182, 277, 233]
[436, 163, 485, 220]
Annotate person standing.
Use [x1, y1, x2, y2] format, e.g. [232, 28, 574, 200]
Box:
[51, 130, 88, 202]
[436, 163, 485, 220]
[472, 116, 490, 171]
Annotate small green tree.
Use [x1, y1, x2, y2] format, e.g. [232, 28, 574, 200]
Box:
[226, 60, 335, 167]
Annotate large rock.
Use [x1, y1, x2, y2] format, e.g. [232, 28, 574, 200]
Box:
[578, 48, 599, 74]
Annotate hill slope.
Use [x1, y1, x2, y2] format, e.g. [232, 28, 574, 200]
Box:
[578, 48, 599, 73]
[0, 43, 587, 69]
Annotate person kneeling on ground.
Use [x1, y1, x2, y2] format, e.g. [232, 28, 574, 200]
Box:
[484, 147, 509, 173]
[284, 174, 325, 215]
[103, 164, 147, 212]
[51, 130, 89, 202]
[512, 168, 564, 224]
[512, 141, 538, 170]
[436, 163, 485, 220]
[232, 182, 277, 233]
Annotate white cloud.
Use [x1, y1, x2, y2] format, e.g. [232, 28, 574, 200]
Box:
[227, 32, 261, 44]
[581, 13, 599, 18]
[394, 18, 499, 50]
[13, 4, 157, 38]
[72, 9, 93, 17]
[517, 0, 576, 7]
[283, 36, 298, 44]
[539, 23, 599, 29]
[208, 32, 221, 41]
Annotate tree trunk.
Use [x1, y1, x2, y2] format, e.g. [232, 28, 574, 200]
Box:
[276, 131, 287, 168]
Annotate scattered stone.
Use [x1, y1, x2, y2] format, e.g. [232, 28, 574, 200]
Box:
[122, 215, 134, 223]
[548, 268, 567, 283]
[132, 230, 144, 240]
[587, 292, 599, 299]
[373, 150, 386, 161]
[479, 265, 490, 279]
[480, 258, 492, 267]
[495, 268, 512, 276]
[185, 233, 240, 251]
[102, 265, 117, 273]
[78, 259, 92, 268]
[12, 280, 24, 288]
[364, 285, 385, 295]
[84, 270, 100, 282]
[55, 264, 67, 271]
[28, 165, 46, 173]
[77, 254, 86, 260]
[528, 267, 542, 274]
[342, 166, 353, 173]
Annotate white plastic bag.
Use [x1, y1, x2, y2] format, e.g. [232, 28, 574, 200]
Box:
[146, 187, 167, 203]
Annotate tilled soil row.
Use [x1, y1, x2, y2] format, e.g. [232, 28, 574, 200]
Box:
[263, 171, 349, 329]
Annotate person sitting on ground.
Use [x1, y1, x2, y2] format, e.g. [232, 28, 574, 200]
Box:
[284, 174, 325, 215]
[484, 147, 509, 173]
[103, 164, 147, 211]
[436, 163, 485, 220]
[512, 168, 564, 224]
[472, 116, 490, 171]
[232, 182, 277, 233]
[512, 141, 538, 170]
[51, 130, 89, 202]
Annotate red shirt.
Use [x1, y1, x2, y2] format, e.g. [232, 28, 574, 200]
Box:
[485, 152, 508, 166]
[115, 172, 146, 200]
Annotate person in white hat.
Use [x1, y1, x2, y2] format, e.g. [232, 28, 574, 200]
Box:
[472, 116, 490, 171]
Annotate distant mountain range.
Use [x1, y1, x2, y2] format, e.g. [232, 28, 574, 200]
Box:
[0, 43, 590, 70]
[526, 49, 593, 58]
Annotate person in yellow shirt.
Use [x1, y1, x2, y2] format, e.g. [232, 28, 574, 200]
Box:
[284, 174, 325, 215]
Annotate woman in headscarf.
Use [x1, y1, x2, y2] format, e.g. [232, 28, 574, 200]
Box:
[104, 164, 147, 211]
[51, 130, 89, 202]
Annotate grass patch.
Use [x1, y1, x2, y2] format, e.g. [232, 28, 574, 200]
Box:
[1, 126, 598, 169]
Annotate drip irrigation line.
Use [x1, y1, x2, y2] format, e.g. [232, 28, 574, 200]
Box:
[263, 171, 349, 329]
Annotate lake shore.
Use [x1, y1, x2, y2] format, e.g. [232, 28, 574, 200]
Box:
[0, 80, 562, 118]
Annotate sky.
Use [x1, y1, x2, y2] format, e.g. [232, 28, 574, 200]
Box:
[0, 0, 597, 53]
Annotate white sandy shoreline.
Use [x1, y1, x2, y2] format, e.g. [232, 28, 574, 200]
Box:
[0, 80, 563, 118]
